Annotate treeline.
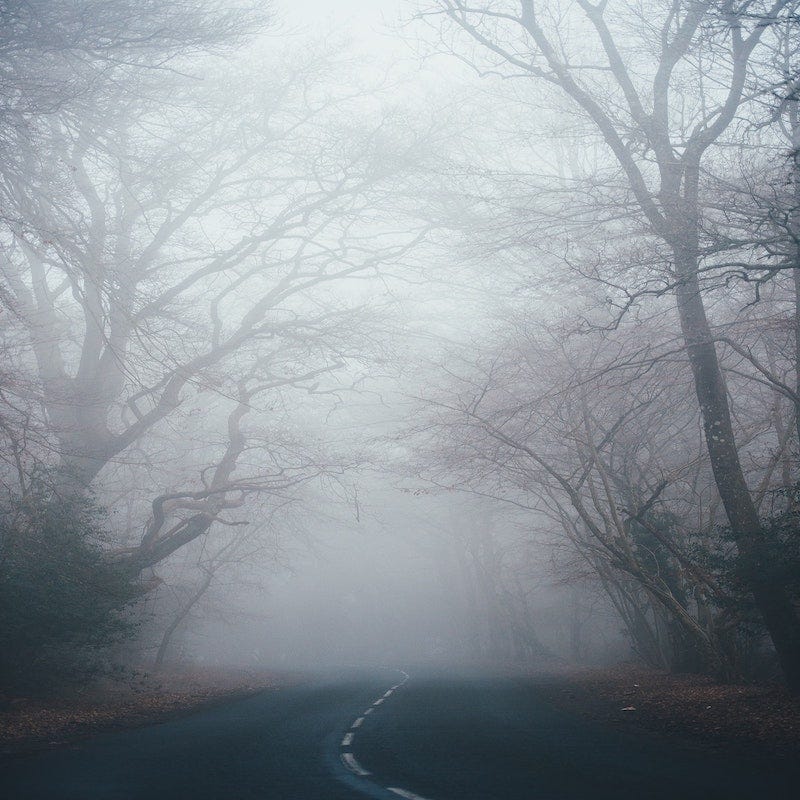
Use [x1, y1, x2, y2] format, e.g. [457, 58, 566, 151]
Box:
[3, 0, 800, 693]
[0, 0, 432, 691]
[410, 0, 800, 688]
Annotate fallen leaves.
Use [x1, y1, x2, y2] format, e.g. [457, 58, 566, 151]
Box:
[539, 664, 800, 754]
[0, 667, 286, 750]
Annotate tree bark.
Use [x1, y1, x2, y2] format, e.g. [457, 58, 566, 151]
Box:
[674, 253, 800, 689]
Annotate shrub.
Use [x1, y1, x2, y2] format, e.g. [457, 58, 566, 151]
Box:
[0, 482, 139, 693]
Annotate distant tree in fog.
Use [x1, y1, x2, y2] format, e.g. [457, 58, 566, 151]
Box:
[151, 503, 290, 669]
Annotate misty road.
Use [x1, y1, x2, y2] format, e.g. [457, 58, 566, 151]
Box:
[1, 669, 796, 800]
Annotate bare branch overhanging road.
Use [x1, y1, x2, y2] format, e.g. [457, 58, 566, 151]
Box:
[1, 668, 796, 800]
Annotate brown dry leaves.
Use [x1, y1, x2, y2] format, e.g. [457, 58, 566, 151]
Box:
[0, 667, 283, 749]
[541, 664, 800, 754]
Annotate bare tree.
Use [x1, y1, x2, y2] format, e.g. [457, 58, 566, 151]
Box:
[419, 0, 800, 687]
[152, 504, 292, 669]
[0, 0, 267, 499]
[1, 35, 432, 551]
[411, 314, 770, 676]
[0, 1, 265, 230]
[121, 357, 357, 575]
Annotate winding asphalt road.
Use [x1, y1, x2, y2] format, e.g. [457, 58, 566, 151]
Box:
[1, 668, 796, 799]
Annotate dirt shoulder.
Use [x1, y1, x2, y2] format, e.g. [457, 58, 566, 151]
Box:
[535, 663, 800, 756]
[5, 663, 797, 758]
[0, 666, 296, 753]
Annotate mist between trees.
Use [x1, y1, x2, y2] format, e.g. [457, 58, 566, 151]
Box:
[1, 0, 800, 694]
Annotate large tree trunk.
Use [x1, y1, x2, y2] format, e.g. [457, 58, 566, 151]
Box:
[791, 93, 800, 450]
[674, 255, 800, 689]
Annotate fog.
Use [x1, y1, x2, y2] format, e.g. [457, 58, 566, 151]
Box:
[3, 0, 800, 699]
[186, 487, 627, 671]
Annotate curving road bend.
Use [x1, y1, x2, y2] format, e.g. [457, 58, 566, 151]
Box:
[1, 668, 796, 800]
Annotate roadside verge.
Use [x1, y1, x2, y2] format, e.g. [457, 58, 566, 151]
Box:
[0, 666, 297, 753]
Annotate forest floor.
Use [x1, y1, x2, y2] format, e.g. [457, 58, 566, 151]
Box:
[3, 663, 798, 758]
[0, 666, 289, 753]
[537, 663, 800, 756]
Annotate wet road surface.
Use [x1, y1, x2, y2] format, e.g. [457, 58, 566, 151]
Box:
[1, 668, 796, 799]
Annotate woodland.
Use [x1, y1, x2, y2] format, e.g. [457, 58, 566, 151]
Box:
[1, 0, 800, 696]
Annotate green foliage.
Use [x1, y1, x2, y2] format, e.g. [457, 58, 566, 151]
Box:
[629, 511, 688, 604]
[681, 486, 800, 679]
[754, 487, 800, 594]
[0, 481, 139, 693]
[706, 485, 800, 611]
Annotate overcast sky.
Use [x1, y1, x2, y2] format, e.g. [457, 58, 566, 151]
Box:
[277, 0, 406, 36]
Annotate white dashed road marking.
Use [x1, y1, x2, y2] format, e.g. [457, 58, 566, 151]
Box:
[341, 751, 370, 777]
[338, 669, 431, 798]
[387, 788, 433, 800]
